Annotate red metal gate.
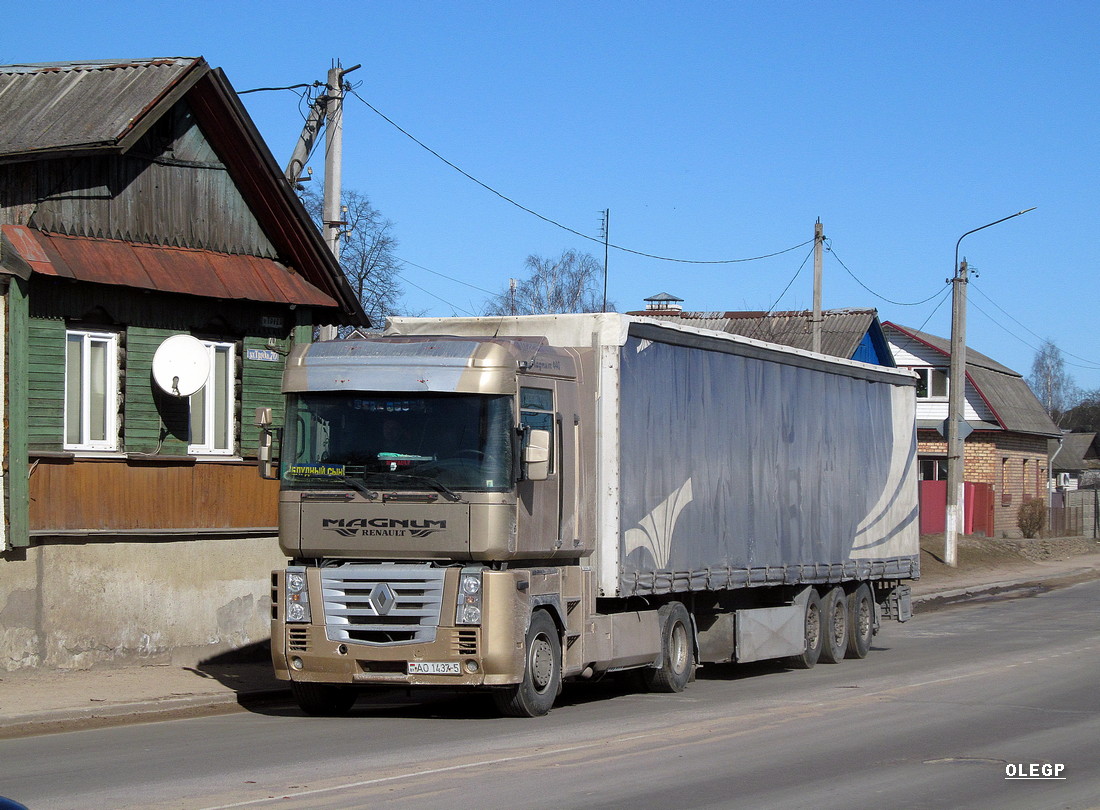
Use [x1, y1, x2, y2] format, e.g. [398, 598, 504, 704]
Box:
[919, 481, 994, 537]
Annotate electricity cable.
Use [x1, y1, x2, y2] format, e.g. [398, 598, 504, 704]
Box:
[968, 297, 1100, 371]
[348, 89, 812, 265]
[394, 271, 478, 316]
[395, 256, 500, 297]
[969, 282, 1100, 370]
[825, 242, 948, 306]
[916, 285, 953, 333]
[742, 245, 816, 342]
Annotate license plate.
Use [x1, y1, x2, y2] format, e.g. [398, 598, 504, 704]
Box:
[408, 661, 461, 675]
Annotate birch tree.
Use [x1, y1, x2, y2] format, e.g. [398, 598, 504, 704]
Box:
[484, 249, 610, 315]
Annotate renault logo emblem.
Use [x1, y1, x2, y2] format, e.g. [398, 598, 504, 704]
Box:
[367, 583, 397, 615]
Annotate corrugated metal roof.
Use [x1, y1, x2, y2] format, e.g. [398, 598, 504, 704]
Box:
[2, 225, 337, 308]
[884, 322, 1060, 438]
[1051, 432, 1100, 471]
[967, 365, 1062, 437]
[633, 309, 878, 360]
[0, 58, 204, 159]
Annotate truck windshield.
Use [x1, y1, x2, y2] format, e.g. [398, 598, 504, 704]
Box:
[283, 393, 514, 493]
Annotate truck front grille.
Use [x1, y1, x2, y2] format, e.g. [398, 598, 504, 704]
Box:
[287, 627, 310, 652]
[319, 565, 446, 646]
[454, 629, 478, 656]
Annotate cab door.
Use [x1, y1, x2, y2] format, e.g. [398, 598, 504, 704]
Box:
[516, 383, 563, 555]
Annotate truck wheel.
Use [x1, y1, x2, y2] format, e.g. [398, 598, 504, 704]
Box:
[786, 589, 824, 669]
[819, 587, 848, 664]
[494, 609, 561, 717]
[845, 583, 874, 659]
[642, 602, 695, 693]
[290, 681, 358, 716]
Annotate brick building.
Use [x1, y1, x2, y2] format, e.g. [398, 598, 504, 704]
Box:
[885, 323, 1059, 537]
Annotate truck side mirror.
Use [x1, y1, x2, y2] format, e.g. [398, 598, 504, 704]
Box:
[524, 428, 551, 481]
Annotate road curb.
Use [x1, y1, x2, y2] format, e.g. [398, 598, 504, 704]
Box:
[0, 688, 291, 740]
[913, 565, 1100, 609]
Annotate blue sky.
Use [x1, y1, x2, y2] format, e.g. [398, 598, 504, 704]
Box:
[6, 1, 1099, 389]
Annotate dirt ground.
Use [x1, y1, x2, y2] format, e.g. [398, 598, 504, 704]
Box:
[918, 533, 1100, 587]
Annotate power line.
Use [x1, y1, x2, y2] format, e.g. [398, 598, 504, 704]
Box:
[969, 282, 1100, 370]
[765, 245, 816, 313]
[347, 89, 812, 265]
[825, 242, 948, 306]
[394, 271, 477, 316]
[968, 292, 1100, 372]
[916, 285, 952, 333]
[395, 255, 499, 296]
[238, 82, 321, 95]
[734, 245, 822, 343]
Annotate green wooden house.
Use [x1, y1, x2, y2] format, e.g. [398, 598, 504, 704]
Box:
[0, 58, 365, 670]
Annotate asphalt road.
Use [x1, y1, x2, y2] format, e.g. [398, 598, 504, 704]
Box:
[2, 580, 1098, 810]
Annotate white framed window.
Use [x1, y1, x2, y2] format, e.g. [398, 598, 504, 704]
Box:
[188, 341, 236, 455]
[64, 329, 119, 451]
[914, 367, 948, 399]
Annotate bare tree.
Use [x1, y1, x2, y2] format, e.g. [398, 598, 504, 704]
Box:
[299, 186, 403, 325]
[1062, 388, 1100, 433]
[484, 249, 611, 315]
[1028, 339, 1079, 424]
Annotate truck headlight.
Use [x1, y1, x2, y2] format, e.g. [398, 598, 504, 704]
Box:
[456, 569, 483, 626]
[285, 567, 310, 623]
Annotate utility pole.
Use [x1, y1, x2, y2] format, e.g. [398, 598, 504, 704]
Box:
[600, 209, 610, 313]
[285, 61, 361, 340]
[322, 61, 360, 262]
[812, 219, 824, 354]
[944, 258, 969, 567]
[944, 207, 1035, 566]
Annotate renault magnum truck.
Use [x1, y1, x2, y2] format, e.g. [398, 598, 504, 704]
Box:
[264, 314, 919, 717]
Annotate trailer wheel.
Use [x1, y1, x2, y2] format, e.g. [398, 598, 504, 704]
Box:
[494, 609, 561, 717]
[642, 602, 695, 693]
[290, 681, 358, 716]
[819, 587, 848, 664]
[845, 583, 874, 659]
[786, 589, 824, 669]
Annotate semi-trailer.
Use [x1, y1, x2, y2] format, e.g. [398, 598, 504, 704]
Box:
[264, 313, 919, 716]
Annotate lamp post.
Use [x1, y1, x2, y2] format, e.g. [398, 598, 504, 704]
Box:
[944, 207, 1035, 566]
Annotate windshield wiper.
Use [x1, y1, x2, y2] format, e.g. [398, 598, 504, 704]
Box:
[333, 475, 380, 501]
[365, 472, 463, 502]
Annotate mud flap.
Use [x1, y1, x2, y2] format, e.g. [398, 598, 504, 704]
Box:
[882, 583, 913, 622]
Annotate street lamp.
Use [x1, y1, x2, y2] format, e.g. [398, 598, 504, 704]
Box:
[944, 207, 1035, 566]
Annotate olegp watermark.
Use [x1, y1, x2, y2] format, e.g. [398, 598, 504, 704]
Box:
[1005, 763, 1066, 780]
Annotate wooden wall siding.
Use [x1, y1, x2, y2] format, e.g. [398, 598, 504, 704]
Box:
[29, 278, 293, 338]
[241, 335, 288, 453]
[28, 458, 278, 531]
[126, 325, 190, 454]
[25, 311, 291, 457]
[0, 161, 36, 225]
[1, 100, 278, 259]
[26, 317, 66, 451]
[7, 278, 31, 546]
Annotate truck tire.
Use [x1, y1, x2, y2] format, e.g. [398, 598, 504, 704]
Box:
[494, 609, 561, 717]
[786, 589, 824, 669]
[819, 587, 848, 664]
[845, 583, 874, 659]
[642, 602, 695, 693]
[290, 681, 358, 716]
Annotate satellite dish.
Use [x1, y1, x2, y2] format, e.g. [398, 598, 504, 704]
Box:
[152, 335, 210, 397]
